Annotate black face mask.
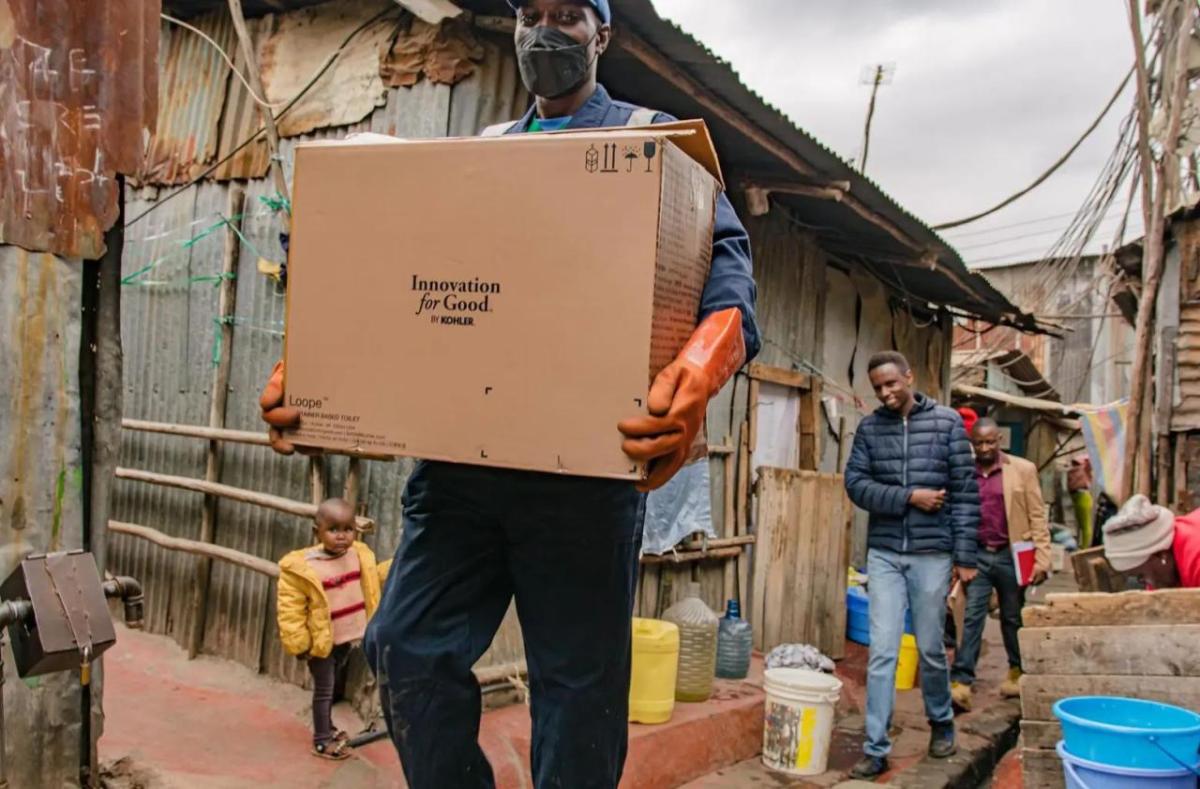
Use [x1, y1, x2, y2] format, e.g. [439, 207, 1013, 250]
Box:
[516, 26, 597, 100]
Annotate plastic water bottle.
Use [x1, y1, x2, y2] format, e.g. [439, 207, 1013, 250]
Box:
[716, 599, 753, 680]
[662, 583, 718, 702]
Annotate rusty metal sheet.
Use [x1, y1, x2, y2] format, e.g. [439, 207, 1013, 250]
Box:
[139, 12, 235, 185]
[380, 16, 484, 88]
[211, 0, 400, 180]
[0, 0, 158, 258]
[261, 0, 397, 137]
[0, 245, 85, 789]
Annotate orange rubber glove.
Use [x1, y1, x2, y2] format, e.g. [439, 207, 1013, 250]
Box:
[618, 308, 746, 492]
[259, 360, 304, 455]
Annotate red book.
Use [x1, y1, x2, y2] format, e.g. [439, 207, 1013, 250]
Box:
[1011, 541, 1036, 587]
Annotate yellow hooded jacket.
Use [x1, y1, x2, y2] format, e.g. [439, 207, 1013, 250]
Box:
[276, 541, 392, 659]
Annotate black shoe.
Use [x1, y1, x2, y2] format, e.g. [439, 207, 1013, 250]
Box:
[849, 755, 889, 779]
[929, 721, 957, 758]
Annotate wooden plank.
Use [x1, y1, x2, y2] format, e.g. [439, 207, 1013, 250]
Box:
[1020, 624, 1200, 676]
[804, 473, 833, 655]
[1021, 748, 1065, 789]
[753, 462, 792, 647]
[1023, 588, 1200, 628]
[747, 362, 812, 390]
[1020, 720, 1061, 750]
[1021, 673, 1200, 719]
[748, 379, 760, 454]
[798, 379, 822, 471]
[1069, 546, 1127, 593]
[751, 468, 848, 657]
[827, 482, 850, 660]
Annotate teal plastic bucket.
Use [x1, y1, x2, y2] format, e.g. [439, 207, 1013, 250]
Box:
[1057, 741, 1196, 789]
[1053, 696, 1200, 771]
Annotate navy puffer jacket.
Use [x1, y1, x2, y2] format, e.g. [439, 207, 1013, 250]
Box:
[844, 393, 980, 567]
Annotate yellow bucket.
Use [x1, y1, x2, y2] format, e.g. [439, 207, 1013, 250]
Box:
[895, 633, 918, 690]
[629, 618, 679, 724]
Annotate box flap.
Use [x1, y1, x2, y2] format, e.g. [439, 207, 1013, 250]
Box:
[296, 119, 725, 188]
[543, 119, 722, 187]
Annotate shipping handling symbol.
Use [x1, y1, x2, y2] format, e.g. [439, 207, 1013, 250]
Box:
[623, 145, 639, 171]
[601, 143, 619, 172]
[585, 144, 599, 172]
[643, 141, 656, 172]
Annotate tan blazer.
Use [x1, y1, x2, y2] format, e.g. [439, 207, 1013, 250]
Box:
[999, 453, 1052, 574]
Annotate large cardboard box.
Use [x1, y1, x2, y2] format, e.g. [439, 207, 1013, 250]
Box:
[283, 121, 723, 479]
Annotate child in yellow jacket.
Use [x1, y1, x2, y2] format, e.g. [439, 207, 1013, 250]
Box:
[277, 498, 391, 760]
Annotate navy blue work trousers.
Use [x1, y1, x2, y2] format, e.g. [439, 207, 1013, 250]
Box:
[364, 460, 645, 789]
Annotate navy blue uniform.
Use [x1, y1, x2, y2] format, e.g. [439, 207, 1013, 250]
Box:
[364, 84, 759, 789]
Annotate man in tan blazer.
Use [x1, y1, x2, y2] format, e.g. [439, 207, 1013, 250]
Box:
[950, 418, 1051, 709]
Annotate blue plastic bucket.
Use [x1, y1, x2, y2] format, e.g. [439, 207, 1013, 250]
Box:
[1054, 697, 1200, 771]
[845, 586, 913, 646]
[1057, 741, 1196, 789]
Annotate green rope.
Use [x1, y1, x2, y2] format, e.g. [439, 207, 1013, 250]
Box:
[210, 316, 284, 367]
[259, 192, 291, 214]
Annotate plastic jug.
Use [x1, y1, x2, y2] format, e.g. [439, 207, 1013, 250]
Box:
[895, 633, 919, 690]
[716, 599, 753, 680]
[629, 618, 680, 724]
[662, 582, 718, 702]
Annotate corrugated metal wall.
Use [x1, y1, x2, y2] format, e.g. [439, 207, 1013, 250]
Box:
[111, 25, 529, 684]
[0, 248, 87, 787]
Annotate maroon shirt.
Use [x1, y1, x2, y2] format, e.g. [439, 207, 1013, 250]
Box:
[975, 460, 1009, 548]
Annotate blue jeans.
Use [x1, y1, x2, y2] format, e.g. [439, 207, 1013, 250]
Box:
[865, 547, 954, 757]
[364, 461, 645, 789]
[951, 547, 1025, 684]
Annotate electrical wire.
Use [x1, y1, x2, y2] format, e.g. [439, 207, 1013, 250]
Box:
[128, 5, 402, 228]
[941, 205, 1136, 239]
[932, 66, 1135, 231]
[161, 13, 284, 109]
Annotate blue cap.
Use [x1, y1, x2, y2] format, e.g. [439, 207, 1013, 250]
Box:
[507, 0, 612, 25]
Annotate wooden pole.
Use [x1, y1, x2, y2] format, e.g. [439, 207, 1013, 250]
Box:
[860, 64, 884, 174]
[1122, 0, 1192, 500]
[226, 0, 290, 204]
[343, 457, 362, 507]
[123, 418, 269, 446]
[640, 547, 743, 565]
[722, 451, 736, 600]
[1155, 327, 1177, 503]
[110, 520, 280, 578]
[188, 187, 245, 659]
[114, 467, 375, 531]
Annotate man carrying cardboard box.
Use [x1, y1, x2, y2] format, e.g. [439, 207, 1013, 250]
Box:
[258, 1, 760, 786]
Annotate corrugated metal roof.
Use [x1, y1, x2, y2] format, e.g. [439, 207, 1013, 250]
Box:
[1174, 300, 1200, 430]
[0, 0, 158, 258]
[952, 348, 1061, 402]
[587, 0, 1038, 330]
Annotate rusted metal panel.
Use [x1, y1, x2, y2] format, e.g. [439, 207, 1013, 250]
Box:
[1173, 301, 1200, 430]
[140, 13, 236, 185]
[0, 0, 158, 258]
[0, 246, 86, 788]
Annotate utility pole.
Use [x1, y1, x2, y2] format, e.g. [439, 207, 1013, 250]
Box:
[1121, 0, 1193, 500]
[858, 63, 896, 174]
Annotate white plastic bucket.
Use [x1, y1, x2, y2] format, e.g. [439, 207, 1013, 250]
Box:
[761, 668, 843, 776]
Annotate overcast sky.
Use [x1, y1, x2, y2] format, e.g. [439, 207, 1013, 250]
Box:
[649, 1, 1141, 269]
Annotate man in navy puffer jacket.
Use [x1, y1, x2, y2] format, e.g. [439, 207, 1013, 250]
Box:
[844, 351, 980, 779]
